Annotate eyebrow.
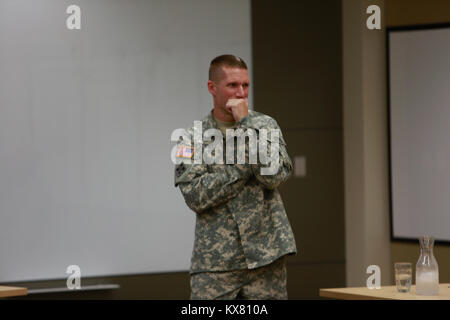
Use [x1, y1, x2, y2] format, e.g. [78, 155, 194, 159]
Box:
[227, 81, 249, 85]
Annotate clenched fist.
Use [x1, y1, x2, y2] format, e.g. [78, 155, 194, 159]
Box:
[226, 98, 249, 121]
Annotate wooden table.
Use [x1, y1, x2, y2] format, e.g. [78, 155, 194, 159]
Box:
[320, 283, 450, 300]
[0, 286, 28, 298]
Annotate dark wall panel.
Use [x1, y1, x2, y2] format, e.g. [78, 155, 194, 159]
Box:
[251, 0, 342, 130]
[253, 0, 345, 299]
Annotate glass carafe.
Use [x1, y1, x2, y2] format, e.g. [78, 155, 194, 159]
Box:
[415, 236, 439, 295]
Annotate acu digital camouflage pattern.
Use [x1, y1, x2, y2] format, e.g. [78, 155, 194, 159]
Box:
[190, 256, 287, 300]
[174, 110, 297, 274]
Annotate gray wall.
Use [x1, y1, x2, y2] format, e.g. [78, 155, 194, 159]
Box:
[343, 0, 392, 286]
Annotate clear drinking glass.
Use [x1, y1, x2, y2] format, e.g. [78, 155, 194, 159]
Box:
[394, 262, 412, 293]
[415, 236, 439, 296]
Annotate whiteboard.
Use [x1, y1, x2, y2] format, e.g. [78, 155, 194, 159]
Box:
[0, 0, 252, 282]
[388, 25, 450, 243]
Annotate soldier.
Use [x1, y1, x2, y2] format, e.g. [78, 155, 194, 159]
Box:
[174, 54, 297, 299]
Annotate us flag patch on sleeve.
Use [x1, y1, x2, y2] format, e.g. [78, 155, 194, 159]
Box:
[176, 145, 194, 159]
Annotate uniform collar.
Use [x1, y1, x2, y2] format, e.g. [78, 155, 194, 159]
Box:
[202, 109, 218, 131]
[203, 109, 254, 130]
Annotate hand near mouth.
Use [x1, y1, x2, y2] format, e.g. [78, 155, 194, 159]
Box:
[225, 98, 248, 121]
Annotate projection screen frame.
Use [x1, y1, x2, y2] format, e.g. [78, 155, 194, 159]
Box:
[386, 22, 450, 245]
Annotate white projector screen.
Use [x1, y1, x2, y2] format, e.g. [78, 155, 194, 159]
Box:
[0, 0, 252, 282]
[388, 24, 450, 243]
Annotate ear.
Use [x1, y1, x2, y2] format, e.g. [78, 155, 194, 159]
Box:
[207, 80, 217, 97]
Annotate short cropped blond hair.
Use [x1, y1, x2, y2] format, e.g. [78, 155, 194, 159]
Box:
[208, 54, 248, 82]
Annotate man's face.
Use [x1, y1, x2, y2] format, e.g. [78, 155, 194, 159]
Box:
[208, 67, 250, 116]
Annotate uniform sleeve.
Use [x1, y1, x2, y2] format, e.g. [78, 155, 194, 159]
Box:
[174, 160, 252, 213]
[236, 115, 293, 190]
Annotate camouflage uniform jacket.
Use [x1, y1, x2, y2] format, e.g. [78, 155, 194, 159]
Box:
[174, 110, 297, 274]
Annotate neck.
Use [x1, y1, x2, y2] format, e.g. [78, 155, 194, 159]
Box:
[213, 106, 235, 123]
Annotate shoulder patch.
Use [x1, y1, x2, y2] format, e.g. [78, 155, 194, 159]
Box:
[175, 163, 187, 178]
[176, 145, 194, 159]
